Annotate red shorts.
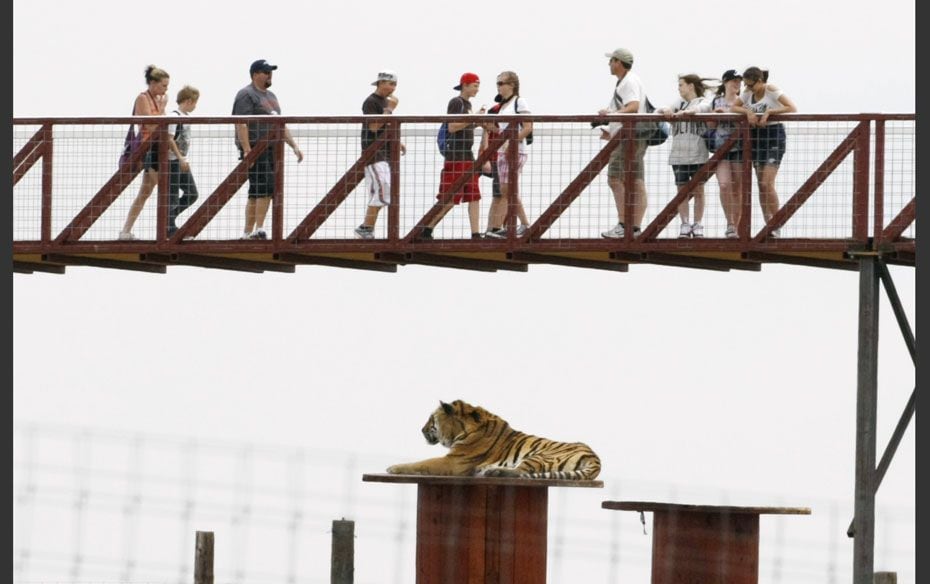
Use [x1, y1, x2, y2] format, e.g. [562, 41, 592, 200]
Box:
[438, 160, 481, 204]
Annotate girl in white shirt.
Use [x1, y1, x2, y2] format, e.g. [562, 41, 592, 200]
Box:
[655, 74, 713, 238]
[484, 71, 533, 238]
[731, 67, 798, 237]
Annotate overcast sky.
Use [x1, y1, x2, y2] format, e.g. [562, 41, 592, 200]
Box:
[13, 1, 916, 583]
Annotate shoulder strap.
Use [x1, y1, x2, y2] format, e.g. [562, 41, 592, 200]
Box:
[172, 110, 183, 141]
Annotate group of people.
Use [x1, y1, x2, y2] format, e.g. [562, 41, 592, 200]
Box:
[597, 48, 797, 240]
[117, 49, 797, 242]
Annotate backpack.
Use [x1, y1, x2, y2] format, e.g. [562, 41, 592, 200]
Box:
[437, 96, 466, 157]
[512, 97, 534, 145]
[611, 84, 668, 147]
[642, 97, 670, 147]
[436, 122, 450, 156]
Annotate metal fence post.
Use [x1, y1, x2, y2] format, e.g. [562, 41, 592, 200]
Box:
[332, 518, 354, 584]
[194, 531, 214, 584]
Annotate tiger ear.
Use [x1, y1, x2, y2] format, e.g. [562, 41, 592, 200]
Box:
[440, 401, 454, 415]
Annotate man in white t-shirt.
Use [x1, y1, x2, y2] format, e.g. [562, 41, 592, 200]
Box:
[598, 48, 649, 239]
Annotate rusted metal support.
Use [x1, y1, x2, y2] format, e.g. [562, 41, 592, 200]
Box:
[404, 252, 527, 273]
[42, 253, 166, 273]
[508, 252, 629, 272]
[13, 260, 65, 274]
[41, 124, 53, 243]
[742, 252, 857, 271]
[872, 120, 886, 246]
[852, 256, 879, 584]
[879, 199, 916, 243]
[274, 252, 398, 273]
[388, 122, 402, 242]
[852, 120, 871, 241]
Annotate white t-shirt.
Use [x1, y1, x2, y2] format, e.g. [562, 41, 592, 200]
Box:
[739, 86, 785, 114]
[496, 96, 531, 153]
[606, 71, 647, 135]
[666, 96, 711, 165]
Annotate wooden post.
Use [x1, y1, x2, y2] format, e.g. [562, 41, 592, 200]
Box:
[332, 519, 354, 584]
[194, 531, 214, 584]
[874, 572, 896, 584]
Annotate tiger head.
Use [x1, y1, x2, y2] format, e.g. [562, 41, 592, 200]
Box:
[421, 400, 497, 448]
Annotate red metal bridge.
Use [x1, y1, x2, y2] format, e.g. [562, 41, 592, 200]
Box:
[12, 113, 914, 274]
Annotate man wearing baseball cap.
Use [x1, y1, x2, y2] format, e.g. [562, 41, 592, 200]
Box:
[232, 59, 304, 240]
[355, 70, 404, 239]
[420, 72, 486, 240]
[598, 48, 650, 239]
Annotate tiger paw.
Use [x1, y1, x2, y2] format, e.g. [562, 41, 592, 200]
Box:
[476, 466, 521, 478]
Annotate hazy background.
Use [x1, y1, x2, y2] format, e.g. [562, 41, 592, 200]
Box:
[13, 1, 916, 583]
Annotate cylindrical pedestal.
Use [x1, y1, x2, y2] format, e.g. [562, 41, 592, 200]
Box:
[651, 510, 759, 584]
[417, 483, 547, 584]
[363, 474, 603, 584]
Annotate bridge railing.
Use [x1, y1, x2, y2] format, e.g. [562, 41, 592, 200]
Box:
[12, 114, 915, 251]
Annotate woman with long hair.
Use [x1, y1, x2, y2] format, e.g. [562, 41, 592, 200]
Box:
[119, 65, 169, 240]
[730, 66, 797, 237]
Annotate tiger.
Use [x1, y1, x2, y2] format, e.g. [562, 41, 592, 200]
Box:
[386, 400, 601, 480]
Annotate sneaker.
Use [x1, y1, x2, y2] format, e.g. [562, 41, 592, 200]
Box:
[471, 232, 484, 239]
[678, 223, 692, 238]
[724, 224, 738, 239]
[240, 232, 252, 240]
[354, 225, 374, 240]
[419, 227, 434, 240]
[691, 223, 704, 238]
[249, 229, 267, 240]
[515, 224, 528, 237]
[601, 223, 625, 239]
[770, 228, 781, 239]
[485, 228, 506, 239]
[118, 231, 136, 241]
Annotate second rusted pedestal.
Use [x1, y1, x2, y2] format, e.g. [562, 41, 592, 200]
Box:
[602, 501, 810, 584]
[364, 474, 602, 584]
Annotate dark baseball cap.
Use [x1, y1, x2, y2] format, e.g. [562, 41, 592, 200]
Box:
[250, 59, 278, 74]
[721, 69, 742, 83]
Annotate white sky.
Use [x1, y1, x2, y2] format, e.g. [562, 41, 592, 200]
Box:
[13, 1, 916, 583]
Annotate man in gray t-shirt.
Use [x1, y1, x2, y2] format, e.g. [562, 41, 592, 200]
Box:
[231, 59, 304, 240]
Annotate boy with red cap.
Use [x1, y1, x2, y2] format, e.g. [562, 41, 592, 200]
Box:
[420, 72, 486, 240]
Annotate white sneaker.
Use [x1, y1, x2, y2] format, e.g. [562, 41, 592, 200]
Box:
[678, 223, 692, 238]
[515, 224, 528, 237]
[354, 225, 374, 240]
[724, 224, 738, 239]
[770, 228, 781, 239]
[691, 223, 704, 238]
[118, 231, 136, 241]
[601, 223, 625, 239]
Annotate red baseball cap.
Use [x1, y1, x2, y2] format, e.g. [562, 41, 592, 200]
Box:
[453, 72, 480, 90]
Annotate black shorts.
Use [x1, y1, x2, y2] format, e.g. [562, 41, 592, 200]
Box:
[143, 142, 159, 171]
[714, 131, 743, 162]
[242, 149, 276, 198]
[672, 164, 707, 186]
[750, 123, 787, 166]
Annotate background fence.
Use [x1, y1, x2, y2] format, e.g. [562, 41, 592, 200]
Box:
[12, 422, 915, 584]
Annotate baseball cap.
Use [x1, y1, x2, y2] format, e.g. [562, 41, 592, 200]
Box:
[250, 59, 278, 75]
[721, 69, 743, 83]
[453, 72, 480, 90]
[371, 70, 398, 86]
[604, 48, 634, 65]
